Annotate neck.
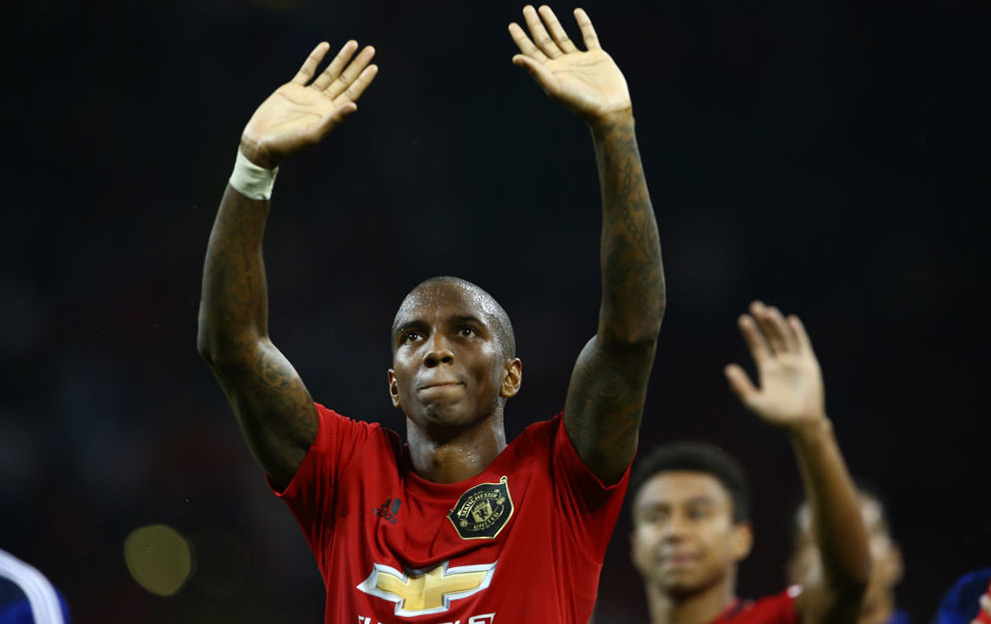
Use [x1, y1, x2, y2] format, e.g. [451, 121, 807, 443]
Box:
[646, 569, 737, 624]
[406, 411, 507, 483]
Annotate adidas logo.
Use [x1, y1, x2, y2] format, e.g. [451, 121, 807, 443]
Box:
[373, 498, 401, 525]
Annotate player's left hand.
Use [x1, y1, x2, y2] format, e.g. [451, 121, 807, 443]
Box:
[509, 5, 631, 125]
[724, 301, 827, 430]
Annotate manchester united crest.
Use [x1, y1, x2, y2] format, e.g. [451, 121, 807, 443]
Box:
[447, 476, 514, 540]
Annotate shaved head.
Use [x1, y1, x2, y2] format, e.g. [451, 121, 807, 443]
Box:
[392, 276, 516, 359]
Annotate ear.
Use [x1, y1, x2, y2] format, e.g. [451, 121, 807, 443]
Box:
[731, 521, 754, 562]
[500, 358, 523, 399]
[387, 369, 401, 408]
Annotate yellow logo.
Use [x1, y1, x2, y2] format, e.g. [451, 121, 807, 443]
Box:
[448, 476, 514, 540]
[356, 560, 497, 616]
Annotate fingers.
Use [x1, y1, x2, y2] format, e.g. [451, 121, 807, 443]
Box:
[312, 65, 378, 137]
[574, 8, 601, 50]
[342, 64, 379, 103]
[508, 22, 550, 63]
[324, 45, 376, 100]
[750, 301, 797, 354]
[522, 5, 563, 58]
[311, 40, 359, 90]
[788, 314, 814, 355]
[291, 42, 331, 85]
[538, 5, 578, 53]
[725, 363, 759, 409]
[737, 312, 772, 366]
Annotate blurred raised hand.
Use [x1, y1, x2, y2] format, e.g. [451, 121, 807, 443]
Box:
[725, 301, 827, 430]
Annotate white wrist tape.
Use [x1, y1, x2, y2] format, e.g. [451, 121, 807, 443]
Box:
[229, 148, 279, 200]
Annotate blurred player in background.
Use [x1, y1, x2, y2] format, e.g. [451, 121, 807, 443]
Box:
[0, 548, 69, 624]
[790, 487, 912, 624]
[628, 302, 870, 624]
[932, 569, 991, 624]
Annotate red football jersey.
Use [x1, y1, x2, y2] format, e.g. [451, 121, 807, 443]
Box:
[272, 404, 629, 624]
[710, 588, 800, 624]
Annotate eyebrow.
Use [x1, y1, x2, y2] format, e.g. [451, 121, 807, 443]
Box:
[638, 495, 718, 510]
[393, 315, 488, 337]
[684, 496, 717, 506]
[449, 314, 487, 327]
[394, 319, 429, 339]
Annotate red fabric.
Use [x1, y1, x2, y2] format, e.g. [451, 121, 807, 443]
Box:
[977, 580, 991, 624]
[709, 589, 801, 624]
[272, 403, 630, 624]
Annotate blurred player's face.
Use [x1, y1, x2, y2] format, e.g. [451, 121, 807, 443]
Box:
[789, 496, 902, 617]
[388, 281, 521, 437]
[630, 472, 753, 599]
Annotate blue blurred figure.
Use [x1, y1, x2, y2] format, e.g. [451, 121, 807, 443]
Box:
[931, 568, 991, 624]
[0, 549, 69, 624]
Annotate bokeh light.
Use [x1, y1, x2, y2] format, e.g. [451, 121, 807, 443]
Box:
[123, 524, 193, 597]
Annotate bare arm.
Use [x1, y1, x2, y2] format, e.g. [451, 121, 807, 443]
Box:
[509, 6, 665, 484]
[197, 41, 378, 490]
[726, 302, 871, 624]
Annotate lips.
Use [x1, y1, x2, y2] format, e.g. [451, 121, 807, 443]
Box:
[418, 381, 464, 391]
[659, 553, 699, 567]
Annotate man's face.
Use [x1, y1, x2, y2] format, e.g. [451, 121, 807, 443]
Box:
[388, 282, 521, 436]
[630, 471, 752, 598]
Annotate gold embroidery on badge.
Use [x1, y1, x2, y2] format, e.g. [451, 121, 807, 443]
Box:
[447, 476, 514, 540]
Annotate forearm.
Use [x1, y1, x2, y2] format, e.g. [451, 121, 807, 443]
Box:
[197, 185, 271, 361]
[791, 419, 871, 592]
[590, 110, 665, 347]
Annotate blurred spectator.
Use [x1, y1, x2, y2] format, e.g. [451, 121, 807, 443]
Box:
[0, 549, 69, 623]
[931, 569, 991, 624]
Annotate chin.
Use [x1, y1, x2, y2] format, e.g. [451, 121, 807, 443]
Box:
[413, 404, 476, 434]
[656, 570, 715, 600]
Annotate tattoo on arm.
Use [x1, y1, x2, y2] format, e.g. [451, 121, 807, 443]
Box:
[563, 116, 665, 484]
[199, 187, 317, 485]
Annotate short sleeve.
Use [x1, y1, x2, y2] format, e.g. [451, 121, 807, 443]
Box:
[268, 403, 380, 555]
[550, 414, 631, 563]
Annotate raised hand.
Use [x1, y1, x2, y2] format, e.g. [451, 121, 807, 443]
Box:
[724, 302, 827, 430]
[240, 41, 378, 169]
[508, 5, 631, 124]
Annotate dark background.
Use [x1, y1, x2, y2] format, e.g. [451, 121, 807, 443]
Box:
[2, 0, 988, 621]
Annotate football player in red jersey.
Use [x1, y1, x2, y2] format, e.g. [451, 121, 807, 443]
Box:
[629, 302, 870, 624]
[790, 488, 913, 624]
[198, 6, 664, 623]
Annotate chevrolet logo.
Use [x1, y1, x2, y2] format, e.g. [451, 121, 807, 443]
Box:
[356, 560, 497, 616]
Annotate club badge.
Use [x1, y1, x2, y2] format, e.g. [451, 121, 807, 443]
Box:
[447, 476, 514, 540]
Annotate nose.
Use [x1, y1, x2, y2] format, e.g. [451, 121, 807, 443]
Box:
[423, 334, 454, 367]
[660, 513, 689, 542]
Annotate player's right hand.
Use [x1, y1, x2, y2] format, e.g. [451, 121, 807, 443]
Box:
[240, 41, 378, 169]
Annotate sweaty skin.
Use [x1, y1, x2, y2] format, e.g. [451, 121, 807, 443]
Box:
[199, 7, 664, 493]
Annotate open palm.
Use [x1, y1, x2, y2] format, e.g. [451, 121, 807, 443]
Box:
[241, 41, 378, 169]
[725, 302, 826, 428]
[509, 6, 631, 121]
